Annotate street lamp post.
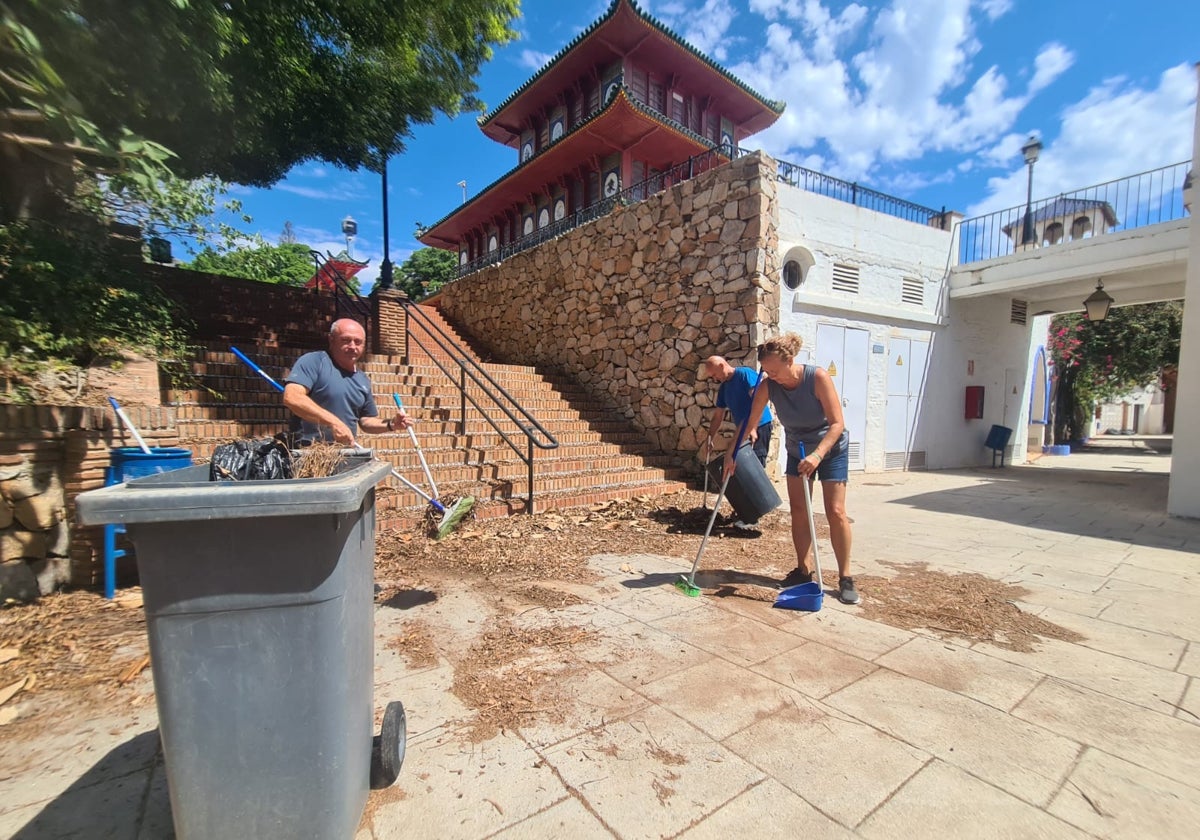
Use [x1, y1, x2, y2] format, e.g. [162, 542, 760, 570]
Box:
[1020, 134, 1043, 247]
[341, 215, 357, 259]
[378, 158, 394, 290]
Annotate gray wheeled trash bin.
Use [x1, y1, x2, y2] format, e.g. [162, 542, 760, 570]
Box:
[75, 457, 403, 840]
[706, 441, 782, 523]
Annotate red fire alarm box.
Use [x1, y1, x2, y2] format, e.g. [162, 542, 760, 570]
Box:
[965, 386, 985, 419]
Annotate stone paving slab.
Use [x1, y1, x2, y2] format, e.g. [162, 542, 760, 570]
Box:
[874, 636, 1043, 712]
[1012, 678, 1200, 787]
[722, 701, 929, 829]
[6, 451, 1200, 839]
[857, 759, 1092, 840]
[1046, 747, 1200, 840]
[826, 670, 1082, 806]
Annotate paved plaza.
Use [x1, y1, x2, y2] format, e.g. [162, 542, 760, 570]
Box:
[3, 442, 1198, 839]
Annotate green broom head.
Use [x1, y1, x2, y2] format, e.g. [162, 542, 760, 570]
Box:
[434, 495, 475, 540]
[674, 575, 701, 597]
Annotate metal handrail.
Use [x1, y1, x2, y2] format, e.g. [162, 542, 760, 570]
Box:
[956, 160, 1192, 264]
[774, 157, 944, 225]
[399, 299, 559, 513]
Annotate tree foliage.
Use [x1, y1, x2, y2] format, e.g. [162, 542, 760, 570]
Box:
[397, 248, 457, 300]
[16, 0, 520, 187]
[1047, 302, 1182, 443]
[185, 241, 319, 287]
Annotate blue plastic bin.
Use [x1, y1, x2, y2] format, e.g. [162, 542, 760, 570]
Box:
[103, 447, 193, 598]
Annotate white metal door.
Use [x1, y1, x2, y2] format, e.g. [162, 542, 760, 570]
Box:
[885, 338, 928, 469]
[816, 324, 868, 470]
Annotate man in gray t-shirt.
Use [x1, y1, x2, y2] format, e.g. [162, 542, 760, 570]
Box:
[284, 319, 412, 445]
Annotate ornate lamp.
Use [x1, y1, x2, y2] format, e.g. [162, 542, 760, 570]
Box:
[1020, 135, 1043, 246]
[1083, 280, 1114, 322]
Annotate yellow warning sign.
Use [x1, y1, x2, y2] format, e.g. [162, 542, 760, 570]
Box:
[827, 361, 837, 376]
[896, 355, 904, 366]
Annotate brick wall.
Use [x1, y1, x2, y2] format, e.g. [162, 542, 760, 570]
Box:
[0, 405, 180, 600]
[436, 151, 781, 463]
[146, 264, 343, 349]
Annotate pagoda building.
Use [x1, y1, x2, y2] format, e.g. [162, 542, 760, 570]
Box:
[417, 0, 784, 270]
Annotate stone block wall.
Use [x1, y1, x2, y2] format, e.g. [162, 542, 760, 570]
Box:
[436, 152, 780, 463]
[0, 405, 179, 601]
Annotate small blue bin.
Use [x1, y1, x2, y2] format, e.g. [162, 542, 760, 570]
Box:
[109, 446, 193, 482]
[774, 581, 824, 612]
[104, 447, 193, 599]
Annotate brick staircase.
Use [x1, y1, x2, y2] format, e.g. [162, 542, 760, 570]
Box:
[165, 305, 688, 530]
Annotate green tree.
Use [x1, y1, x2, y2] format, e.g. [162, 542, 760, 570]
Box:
[1048, 302, 1182, 444]
[13, 0, 520, 191]
[397, 247, 457, 300]
[185, 241, 319, 287]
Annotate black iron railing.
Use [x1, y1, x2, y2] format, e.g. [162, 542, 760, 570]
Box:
[957, 160, 1192, 264]
[774, 157, 944, 226]
[399, 301, 559, 513]
[456, 145, 746, 278]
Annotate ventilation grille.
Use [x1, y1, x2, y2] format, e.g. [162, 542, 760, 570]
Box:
[884, 451, 927, 471]
[901, 276, 923, 305]
[832, 263, 860, 294]
[847, 441, 862, 463]
[1011, 299, 1028, 325]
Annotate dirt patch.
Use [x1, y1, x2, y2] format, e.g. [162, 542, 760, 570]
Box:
[449, 620, 598, 742]
[856, 562, 1085, 652]
[0, 589, 150, 735]
[647, 743, 688, 766]
[386, 621, 439, 670]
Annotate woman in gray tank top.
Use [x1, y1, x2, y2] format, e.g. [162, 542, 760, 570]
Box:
[724, 333, 859, 605]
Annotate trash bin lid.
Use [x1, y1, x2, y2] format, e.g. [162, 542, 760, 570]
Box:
[76, 459, 393, 526]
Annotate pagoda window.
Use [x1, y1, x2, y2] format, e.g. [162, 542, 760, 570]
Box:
[523, 214, 534, 236]
[671, 92, 685, 125]
[649, 80, 665, 114]
[553, 197, 566, 222]
[520, 132, 535, 163]
[538, 206, 550, 229]
[706, 114, 720, 144]
[603, 72, 623, 103]
[586, 171, 600, 205]
[550, 116, 565, 143]
[587, 85, 600, 114]
[538, 120, 550, 149]
[629, 69, 648, 105]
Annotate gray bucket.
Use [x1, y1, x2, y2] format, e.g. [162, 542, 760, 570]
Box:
[707, 441, 782, 523]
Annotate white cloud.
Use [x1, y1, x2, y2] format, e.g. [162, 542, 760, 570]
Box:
[731, 0, 1077, 182]
[1028, 42, 1073, 95]
[975, 0, 1011, 21]
[517, 49, 554, 70]
[648, 0, 738, 61]
[274, 182, 367, 201]
[967, 63, 1196, 216]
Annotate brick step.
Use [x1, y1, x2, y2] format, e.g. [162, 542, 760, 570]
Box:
[174, 417, 639, 440]
[376, 478, 690, 532]
[166, 402, 621, 425]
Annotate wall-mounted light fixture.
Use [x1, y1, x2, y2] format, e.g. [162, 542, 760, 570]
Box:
[1083, 279, 1114, 322]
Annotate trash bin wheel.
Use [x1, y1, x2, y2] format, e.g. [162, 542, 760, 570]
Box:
[370, 701, 406, 789]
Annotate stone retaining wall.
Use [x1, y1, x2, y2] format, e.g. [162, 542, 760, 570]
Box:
[437, 151, 780, 464]
[0, 405, 179, 602]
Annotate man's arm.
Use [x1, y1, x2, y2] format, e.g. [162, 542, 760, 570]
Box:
[283, 383, 356, 445]
[704, 407, 726, 446]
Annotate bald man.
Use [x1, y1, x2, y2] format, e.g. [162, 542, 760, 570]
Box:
[283, 318, 412, 446]
[702, 355, 774, 468]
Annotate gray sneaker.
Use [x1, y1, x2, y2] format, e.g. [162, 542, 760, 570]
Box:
[839, 576, 860, 605]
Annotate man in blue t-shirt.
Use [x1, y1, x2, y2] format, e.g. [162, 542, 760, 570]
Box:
[702, 356, 775, 528]
[284, 319, 412, 445]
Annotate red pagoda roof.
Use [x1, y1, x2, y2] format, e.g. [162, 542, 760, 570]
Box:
[479, 0, 784, 147]
[418, 88, 723, 250]
[304, 254, 369, 291]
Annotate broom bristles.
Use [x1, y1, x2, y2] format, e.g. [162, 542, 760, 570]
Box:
[434, 495, 475, 539]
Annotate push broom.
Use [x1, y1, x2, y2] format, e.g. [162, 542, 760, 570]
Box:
[391, 394, 474, 539]
[676, 373, 766, 597]
[230, 346, 472, 538]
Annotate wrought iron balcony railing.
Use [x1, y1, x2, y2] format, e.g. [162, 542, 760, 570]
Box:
[957, 160, 1192, 264]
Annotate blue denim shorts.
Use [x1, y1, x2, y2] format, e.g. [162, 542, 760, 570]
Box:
[785, 430, 849, 483]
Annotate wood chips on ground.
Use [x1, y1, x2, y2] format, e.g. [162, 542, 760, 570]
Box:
[856, 562, 1085, 652]
[386, 620, 439, 670]
[449, 620, 598, 742]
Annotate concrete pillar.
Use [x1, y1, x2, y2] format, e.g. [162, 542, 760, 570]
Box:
[1167, 63, 1200, 517]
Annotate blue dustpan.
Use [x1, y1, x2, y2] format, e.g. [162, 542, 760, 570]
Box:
[774, 581, 824, 611]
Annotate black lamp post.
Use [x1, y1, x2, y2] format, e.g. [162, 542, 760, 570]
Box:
[377, 158, 394, 290]
[1020, 134, 1043, 246]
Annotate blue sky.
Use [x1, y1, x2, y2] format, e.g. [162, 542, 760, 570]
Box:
[212, 0, 1198, 290]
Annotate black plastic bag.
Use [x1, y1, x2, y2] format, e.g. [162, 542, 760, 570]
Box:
[209, 438, 294, 481]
